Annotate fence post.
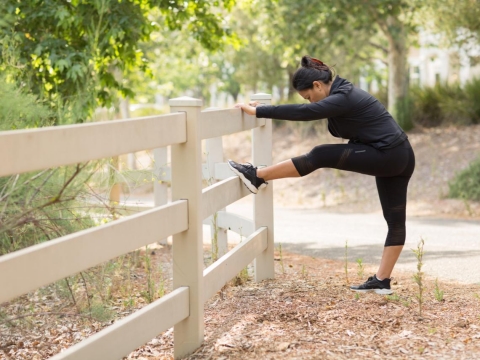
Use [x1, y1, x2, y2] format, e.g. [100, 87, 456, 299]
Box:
[153, 147, 168, 207]
[154, 147, 168, 244]
[251, 93, 275, 281]
[204, 107, 228, 259]
[169, 96, 204, 359]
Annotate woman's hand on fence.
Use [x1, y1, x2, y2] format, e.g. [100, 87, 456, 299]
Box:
[234, 103, 257, 116]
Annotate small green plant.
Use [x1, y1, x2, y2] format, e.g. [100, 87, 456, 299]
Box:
[412, 238, 426, 316]
[386, 293, 401, 302]
[387, 293, 411, 307]
[278, 243, 285, 274]
[211, 212, 220, 262]
[344, 240, 349, 284]
[233, 267, 249, 286]
[354, 293, 360, 300]
[233, 228, 250, 285]
[157, 264, 166, 298]
[428, 327, 437, 335]
[434, 278, 444, 302]
[301, 264, 307, 278]
[141, 246, 158, 303]
[88, 302, 114, 322]
[356, 258, 364, 278]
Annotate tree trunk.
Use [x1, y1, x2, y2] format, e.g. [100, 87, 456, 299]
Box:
[119, 97, 137, 170]
[386, 16, 413, 130]
[287, 67, 296, 101]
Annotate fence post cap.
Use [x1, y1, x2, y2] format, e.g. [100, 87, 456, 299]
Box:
[169, 96, 203, 107]
[203, 107, 220, 112]
[250, 93, 272, 101]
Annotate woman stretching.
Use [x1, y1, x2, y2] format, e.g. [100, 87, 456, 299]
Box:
[229, 56, 415, 295]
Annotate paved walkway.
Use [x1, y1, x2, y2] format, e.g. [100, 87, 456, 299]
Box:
[225, 203, 480, 285]
[121, 195, 480, 284]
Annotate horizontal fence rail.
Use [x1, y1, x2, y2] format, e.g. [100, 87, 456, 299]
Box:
[0, 200, 188, 303]
[50, 287, 189, 360]
[203, 227, 267, 302]
[0, 113, 186, 177]
[214, 211, 255, 237]
[199, 108, 265, 139]
[201, 176, 251, 220]
[0, 94, 274, 360]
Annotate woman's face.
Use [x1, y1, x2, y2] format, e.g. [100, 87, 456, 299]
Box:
[298, 81, 330, 103]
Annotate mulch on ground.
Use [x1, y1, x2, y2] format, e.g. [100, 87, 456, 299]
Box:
[190, 252, 480, 359]
[1, 246, 479, 360]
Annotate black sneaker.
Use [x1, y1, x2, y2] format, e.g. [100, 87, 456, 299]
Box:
[350, 275, 393, 295]
[228, 160, 268, 194]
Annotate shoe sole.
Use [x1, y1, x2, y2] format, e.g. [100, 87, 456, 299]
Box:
[228, 161, 266, 194]
[350, 288, 393, 295]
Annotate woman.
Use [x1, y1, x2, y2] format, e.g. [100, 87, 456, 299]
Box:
[229, 55, 415, 295]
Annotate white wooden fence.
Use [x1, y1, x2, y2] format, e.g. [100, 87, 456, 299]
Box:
[0, 94, 274, 359]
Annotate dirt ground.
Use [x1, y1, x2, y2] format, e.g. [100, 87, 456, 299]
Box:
[2, 245, 479, 360]
[1, 124, 480, 359]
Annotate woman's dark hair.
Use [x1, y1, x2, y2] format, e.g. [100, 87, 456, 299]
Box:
[292, 55, 335, 91]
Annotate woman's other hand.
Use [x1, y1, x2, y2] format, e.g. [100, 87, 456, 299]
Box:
[234, 102, 257, 116]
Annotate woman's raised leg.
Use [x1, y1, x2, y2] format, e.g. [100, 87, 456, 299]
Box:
[257, 159, 300, 181]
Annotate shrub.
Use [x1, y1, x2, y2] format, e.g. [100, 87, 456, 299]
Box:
[463, 79, 480, 124]
[0, 76, 53, 130]
[448, 156, 480, 201]
[410, 79, 480, 127]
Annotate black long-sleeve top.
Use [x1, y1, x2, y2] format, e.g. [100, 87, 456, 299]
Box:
[256, 76, 407, 149]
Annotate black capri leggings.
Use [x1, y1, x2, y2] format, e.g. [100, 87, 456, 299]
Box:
[291, 139, 415, 247]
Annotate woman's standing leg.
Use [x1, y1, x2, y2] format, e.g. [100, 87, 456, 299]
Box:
[374, 175, 412, 279]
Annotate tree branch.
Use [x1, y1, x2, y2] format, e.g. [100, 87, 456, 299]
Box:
[368, 41, 388, 54]
[0, 312, 92, 326]
[26, 168, 58, 206]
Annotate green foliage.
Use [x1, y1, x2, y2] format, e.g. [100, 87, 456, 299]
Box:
[434, 278, 445, 302]
[0, 163, 100, 255]
[356, 258, 365, 278]
[0, 0, 234, 122]
[237, 0, 382, 98]
[411, 79, 480, 127]
[448, 156, 480, 201]
[393, 95, 414, 131]
[0, 76, 53, 130]
[141, 246, 165, 303]
[423, 0, 480, 48]
[87, 302, 115, 322]
[386, 293, 412, 307]
[412, 238, 425, 317]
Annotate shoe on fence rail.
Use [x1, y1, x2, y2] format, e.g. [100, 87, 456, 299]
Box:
[227, 160, 268, 194]
[350, 274, 394, 295]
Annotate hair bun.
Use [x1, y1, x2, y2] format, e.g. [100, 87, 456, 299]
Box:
[301, 56, 311, 68]
[301, 55, 329, 71]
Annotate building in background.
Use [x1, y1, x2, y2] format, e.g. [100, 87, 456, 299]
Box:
[409, 30, 480, 87]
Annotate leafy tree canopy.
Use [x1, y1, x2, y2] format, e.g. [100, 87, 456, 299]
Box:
[0, 0, 234, 123]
